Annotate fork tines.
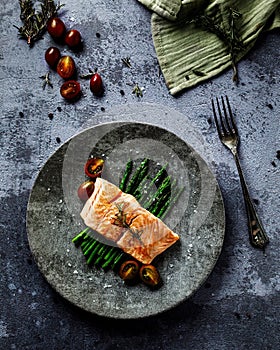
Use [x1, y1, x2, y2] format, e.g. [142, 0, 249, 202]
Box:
[212, 96, 238, 137]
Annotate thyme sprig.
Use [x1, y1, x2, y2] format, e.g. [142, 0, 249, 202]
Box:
[15, 0, 64, 46]
[39, 71, 53, 89]
[132, 83, 143, 97]
[114, 203, 144, 245]
[192, 7, 244, 83]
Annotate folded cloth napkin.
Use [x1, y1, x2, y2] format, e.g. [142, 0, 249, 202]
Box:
[138, 0, 280, 95]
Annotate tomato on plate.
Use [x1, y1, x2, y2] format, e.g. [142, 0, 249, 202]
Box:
[84, 158, 104, 178]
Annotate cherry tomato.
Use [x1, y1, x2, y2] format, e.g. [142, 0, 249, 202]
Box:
[60, 80, 81, 100]
[84, 158, 104, 178]
[139, 265, 161, 288]
[45, 47, 61, 68]
[90, 73, 104, 96]
[77, 180, 95, 201]
[119, 260, 140, 282]
[65, 29, 82, 48]
[57, 56, 76, 79]
[47, 17, 66, 39]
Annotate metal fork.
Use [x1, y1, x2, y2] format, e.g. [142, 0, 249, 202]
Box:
[212, 96, 269, 250]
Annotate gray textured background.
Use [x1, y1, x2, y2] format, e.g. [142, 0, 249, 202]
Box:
[1, 0, 279, 349]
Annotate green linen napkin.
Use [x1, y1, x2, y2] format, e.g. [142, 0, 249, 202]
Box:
[138, 0, 280, 95]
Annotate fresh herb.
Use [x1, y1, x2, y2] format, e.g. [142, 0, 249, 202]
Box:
[114, 203, 144, 245]
[15, 0, 64, 46]
[80, 68, 96, 80]
[192, 7, 244, 83]
[132, 83, 143, 97]
[39, 71, 53, 89]
[122, 57, 132, 68]
[228, 7, 243, 82]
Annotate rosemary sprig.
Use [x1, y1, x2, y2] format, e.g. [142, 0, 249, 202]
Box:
[80, 68, 96, 79]
[122, 57, 132, 68]
[15, 0, 64, 46]
[114, 203, 144, 245]
[192, 7, 244, 83]
[228, 7, 243, 82]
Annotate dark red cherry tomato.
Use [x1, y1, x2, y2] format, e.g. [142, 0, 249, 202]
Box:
[139, 265, 161, 288]
[45, 47, 61, 68]
[60, 80, 81, 100]
[77, 180, 95, 201]
[119, 260, 140, 282]
[65, 29, 82, 48]
[84, 158, 104, 178]
[57, 56, 76, 79]
[47, 17, 66, 39]
[90, 73, 104, 96]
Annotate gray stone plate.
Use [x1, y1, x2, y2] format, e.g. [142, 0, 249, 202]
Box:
[27, 118, 225, 319]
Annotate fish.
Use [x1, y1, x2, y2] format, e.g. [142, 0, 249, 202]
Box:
[80, 177, 179, 264]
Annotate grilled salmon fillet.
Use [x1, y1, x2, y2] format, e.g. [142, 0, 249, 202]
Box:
[80, 178, 179, 264]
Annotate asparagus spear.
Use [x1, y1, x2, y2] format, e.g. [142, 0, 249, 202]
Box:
[72, 227, 90, 246]
[131, 166, 149, 197]
[94, 245, 112, 266]
[159, 186, 184, 219]
[111, 252, 125, 270]
[148, 179, 177, 214]
[84, 240, 99, 257]
[125, 158, 149, 194]
[119, 160, 133, 191]
[81, 237, 95, 253]
[86, 242, 103, 265]
[143, 175, 171, 209]
[139, 162, 168, 204]
[101, 249, 120, 269]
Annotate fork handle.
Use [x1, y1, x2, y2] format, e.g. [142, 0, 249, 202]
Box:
[233, 153, 269, 250]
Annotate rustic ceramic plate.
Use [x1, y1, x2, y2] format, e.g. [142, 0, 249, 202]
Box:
[27, 119, 225, 319]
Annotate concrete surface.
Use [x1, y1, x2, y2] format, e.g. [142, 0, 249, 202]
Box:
[0, 0, 279, 349]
